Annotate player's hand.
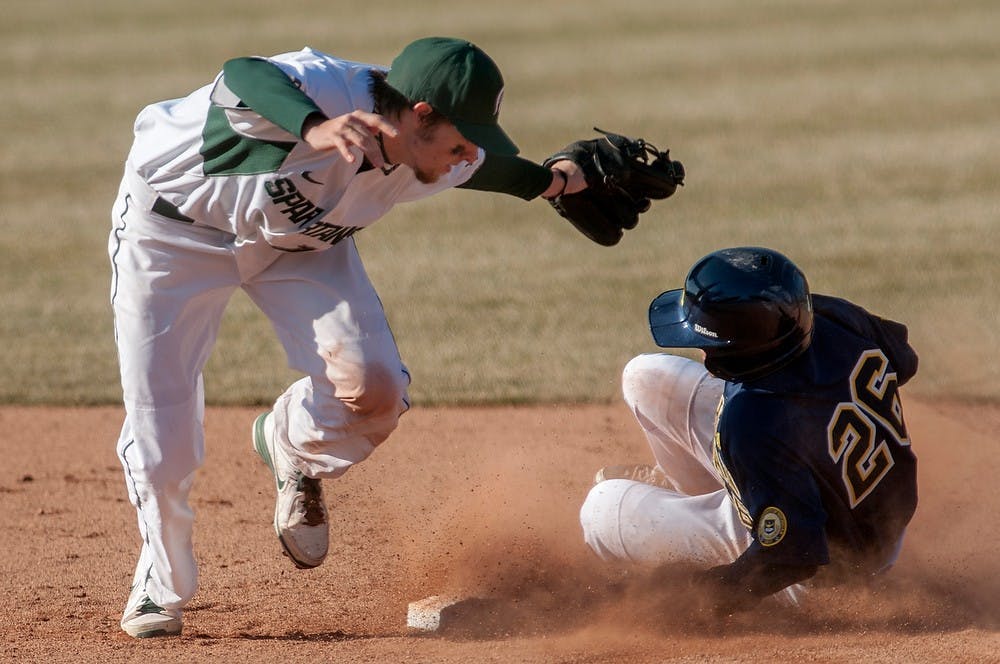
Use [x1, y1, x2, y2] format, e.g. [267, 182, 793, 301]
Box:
[302, 111, 398, 168]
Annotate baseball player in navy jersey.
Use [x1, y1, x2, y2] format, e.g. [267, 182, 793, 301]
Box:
[109, 37, 590, 638]
[580, 246, 918, 613]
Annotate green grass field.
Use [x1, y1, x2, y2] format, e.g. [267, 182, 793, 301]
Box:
[2, 0, 997, 406]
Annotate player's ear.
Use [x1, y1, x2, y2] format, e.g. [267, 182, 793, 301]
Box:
[412, 101, 435, 122]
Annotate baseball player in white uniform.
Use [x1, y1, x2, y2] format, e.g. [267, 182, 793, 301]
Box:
[109, 37, 586, 638]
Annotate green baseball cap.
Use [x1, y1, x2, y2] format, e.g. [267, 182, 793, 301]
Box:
[387, 37, 519, 156]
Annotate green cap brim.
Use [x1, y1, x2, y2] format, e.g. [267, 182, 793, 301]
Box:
[453, 119, 519, 157]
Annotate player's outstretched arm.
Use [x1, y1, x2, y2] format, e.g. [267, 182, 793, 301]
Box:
[689, 555, 818, 615]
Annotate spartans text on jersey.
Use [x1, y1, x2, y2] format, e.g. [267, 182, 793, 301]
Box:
[265, 177, 325, 226]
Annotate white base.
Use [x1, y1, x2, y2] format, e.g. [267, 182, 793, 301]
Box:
[406, 595, 464, 632]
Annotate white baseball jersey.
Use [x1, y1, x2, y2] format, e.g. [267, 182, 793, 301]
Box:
[127, 47, 485, 252]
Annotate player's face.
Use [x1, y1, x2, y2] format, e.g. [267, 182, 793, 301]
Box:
[407, 119, 480, 184]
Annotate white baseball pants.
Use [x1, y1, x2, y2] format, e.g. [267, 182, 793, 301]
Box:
[579, 354, 809, 604]
[109, 172, 410, 609]
[582, 354, 810, 607]
[579, 354, 752, 567]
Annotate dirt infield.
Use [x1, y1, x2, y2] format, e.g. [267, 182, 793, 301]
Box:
[2, 400, 998, 662]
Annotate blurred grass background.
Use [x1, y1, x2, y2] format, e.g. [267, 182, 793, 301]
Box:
[1, 0, 997, 406]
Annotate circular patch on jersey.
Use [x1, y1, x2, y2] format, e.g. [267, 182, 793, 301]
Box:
[757, 507, 787, 547]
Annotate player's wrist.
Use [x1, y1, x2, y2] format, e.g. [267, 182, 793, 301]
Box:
[543, 168, 568, 200]
[301, 112, 329, 142]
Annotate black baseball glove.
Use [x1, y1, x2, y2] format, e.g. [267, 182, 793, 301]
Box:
[542, 128, 685, 246]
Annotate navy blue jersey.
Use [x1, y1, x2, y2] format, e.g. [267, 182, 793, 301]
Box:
[714, 295, 918, 579]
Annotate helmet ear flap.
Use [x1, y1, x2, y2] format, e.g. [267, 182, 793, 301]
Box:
[705, 319, 814, 382]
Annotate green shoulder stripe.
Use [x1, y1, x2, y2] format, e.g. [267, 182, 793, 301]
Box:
[200, 105, 297, 176]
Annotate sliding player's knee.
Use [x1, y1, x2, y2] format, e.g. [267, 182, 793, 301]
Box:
[622, 353, 697, 410]
[579, 480, 633, 561]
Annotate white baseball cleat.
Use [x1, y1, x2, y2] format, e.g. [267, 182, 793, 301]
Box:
[252, 412, 329, 569]
[593, 464, 673, 490]
[120, 583, 182, 638]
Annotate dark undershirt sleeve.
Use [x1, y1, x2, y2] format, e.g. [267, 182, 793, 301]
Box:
[221, 57, 325, 138]
[458, 153, 553, 200]
[697, 552, 818, 612]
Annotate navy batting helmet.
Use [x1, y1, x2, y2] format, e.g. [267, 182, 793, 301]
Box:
[648, 246, 814, 382]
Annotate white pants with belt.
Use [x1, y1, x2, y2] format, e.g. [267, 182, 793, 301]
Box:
[109, 173, 410, 610]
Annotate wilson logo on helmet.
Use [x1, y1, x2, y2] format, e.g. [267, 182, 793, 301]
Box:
[694, 323, 719, 338]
